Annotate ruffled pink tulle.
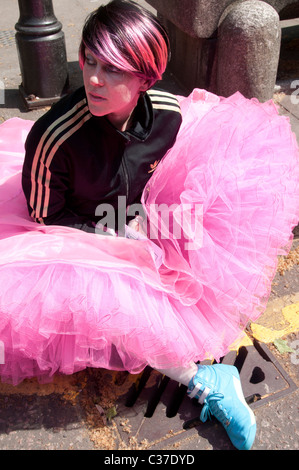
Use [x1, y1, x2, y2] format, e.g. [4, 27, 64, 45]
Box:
[0, 89, 298, 385]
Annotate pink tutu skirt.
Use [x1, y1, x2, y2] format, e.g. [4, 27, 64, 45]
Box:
[0, 90, 298, 385]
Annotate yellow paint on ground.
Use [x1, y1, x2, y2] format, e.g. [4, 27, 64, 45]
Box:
[251, 298, 299, 343]
[229, 332, 253, 351]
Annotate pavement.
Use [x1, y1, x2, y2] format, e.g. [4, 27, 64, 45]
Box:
[0, 0, 298, 453]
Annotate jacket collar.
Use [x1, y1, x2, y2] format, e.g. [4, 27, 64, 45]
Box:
[124, 92, 153, 142]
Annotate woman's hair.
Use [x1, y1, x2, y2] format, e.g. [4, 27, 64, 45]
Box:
[79, 0, 170, 88]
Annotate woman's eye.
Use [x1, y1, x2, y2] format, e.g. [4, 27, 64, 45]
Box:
[84, 54, 122, 74]
[85, 56, 96, 66]
[105, 65, 122, 74]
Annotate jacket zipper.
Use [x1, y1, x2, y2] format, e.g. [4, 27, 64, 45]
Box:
[122, 138, 131, 201]
[122, 158, 129, 201]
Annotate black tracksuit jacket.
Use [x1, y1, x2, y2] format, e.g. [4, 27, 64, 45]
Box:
[22, 86, 182, 233]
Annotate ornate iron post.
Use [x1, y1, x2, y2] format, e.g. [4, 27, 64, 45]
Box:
[15, 0, 69, 109]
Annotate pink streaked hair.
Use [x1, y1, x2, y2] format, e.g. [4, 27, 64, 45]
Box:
[79, 0, 170, 88]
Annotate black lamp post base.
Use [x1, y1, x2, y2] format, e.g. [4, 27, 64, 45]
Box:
[19, 81, 68, 110]
[16, 0, 69, 110]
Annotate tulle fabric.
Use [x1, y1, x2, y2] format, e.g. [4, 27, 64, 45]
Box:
[0, 89, 298, 385]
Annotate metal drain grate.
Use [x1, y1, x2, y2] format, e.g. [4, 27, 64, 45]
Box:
[0, 30, 16, 47]
[114, 340, 297, 447]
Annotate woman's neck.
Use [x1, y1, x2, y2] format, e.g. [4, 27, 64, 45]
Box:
[109, 112, 134, 132]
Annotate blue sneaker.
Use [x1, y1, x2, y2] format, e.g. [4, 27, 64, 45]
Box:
[187, 364, 256, 450]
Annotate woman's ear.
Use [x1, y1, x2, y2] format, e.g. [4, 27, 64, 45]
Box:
[139, 78, 150, 93]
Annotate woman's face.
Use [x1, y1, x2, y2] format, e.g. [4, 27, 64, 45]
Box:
[83, 48, 148, 130]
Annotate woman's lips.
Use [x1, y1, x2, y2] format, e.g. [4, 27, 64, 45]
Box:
[88, 92, 107, 103]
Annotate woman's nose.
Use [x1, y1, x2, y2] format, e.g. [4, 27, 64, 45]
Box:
[90, 66, 105, 87]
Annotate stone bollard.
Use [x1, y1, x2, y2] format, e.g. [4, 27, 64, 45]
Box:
[146, 0, 286, 102]
[217, 1, 281, 101]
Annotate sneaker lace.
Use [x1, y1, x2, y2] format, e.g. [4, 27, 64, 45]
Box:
[200, 392, 231, 427]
